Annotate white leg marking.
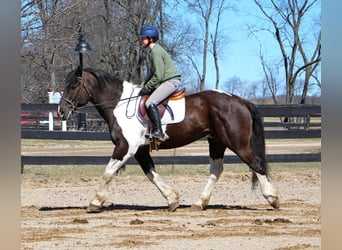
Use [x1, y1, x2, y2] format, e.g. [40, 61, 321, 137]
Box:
[194, 158, 224, 209]
[255, 173, 280, 209]
[88, 83, 146, 212]
[89, 155, 131, 208]
[146, 170, 179, 210]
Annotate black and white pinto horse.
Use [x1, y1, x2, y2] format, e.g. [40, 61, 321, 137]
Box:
[58, 67, 279, 212]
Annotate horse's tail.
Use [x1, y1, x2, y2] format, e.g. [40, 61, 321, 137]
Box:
[244, 100, 269, 188]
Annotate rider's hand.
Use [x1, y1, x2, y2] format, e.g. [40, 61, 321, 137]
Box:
[139, 88, 152, 96]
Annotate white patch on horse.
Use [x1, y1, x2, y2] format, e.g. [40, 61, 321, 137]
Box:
[255, 173, 280, 208]
[89, 158, 126, 206]
[194, 158, 224, 209]
[146, 169, 179, 208]
[215, 89, 232, 96]
[113, 81, 147, 153]
[201, 89, 232, 96]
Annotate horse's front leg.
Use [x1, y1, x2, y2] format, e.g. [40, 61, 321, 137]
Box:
[192, 158, 224, 210]
[87, 120, 134, 213]
[87, 155, 131, 213]
[134, 145, 180, 211]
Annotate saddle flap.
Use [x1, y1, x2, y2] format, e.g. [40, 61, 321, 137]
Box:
[139, 88, 186, 118]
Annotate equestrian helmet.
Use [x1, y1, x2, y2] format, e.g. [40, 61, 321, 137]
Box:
[139, 26, 159, 40]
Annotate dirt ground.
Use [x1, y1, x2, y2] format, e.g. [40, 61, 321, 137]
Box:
[21, 139, 321, 249]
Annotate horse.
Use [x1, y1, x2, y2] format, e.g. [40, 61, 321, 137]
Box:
[58, 66, 280, 213]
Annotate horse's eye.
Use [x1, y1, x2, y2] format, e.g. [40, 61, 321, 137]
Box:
[71, 82, 80, 89]
[70, 77, 81, 89]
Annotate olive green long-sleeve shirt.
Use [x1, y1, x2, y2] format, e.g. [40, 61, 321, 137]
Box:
[144, 43, 181, 89]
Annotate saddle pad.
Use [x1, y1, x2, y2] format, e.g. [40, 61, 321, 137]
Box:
[137, 97, 185, 125]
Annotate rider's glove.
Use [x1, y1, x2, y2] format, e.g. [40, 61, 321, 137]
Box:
[138, 87, 153, 96]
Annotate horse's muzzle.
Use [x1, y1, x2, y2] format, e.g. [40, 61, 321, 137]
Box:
[57, 105, 72, 121]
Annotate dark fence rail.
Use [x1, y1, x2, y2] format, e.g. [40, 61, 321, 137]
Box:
[21, 104, 321, 165]
[21, 103, 321, 116]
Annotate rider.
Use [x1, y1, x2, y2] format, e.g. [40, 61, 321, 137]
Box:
[138, 25, 181, 141]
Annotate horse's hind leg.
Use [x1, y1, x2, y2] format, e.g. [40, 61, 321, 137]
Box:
[134, 145, 180, 211]
[254, 172, 280, 209]
[236, 148, 279, 209]
[192, 138, 225, 210]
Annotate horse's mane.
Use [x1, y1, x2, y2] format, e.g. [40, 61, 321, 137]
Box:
[83, 68, 123, 91]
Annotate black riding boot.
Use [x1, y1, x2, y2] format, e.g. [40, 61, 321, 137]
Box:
[146, 103, 166, 141]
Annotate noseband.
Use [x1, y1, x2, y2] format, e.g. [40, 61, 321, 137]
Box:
[62, 76, 92, 111]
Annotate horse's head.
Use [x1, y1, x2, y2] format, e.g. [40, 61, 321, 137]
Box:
[58, 66, 93, 120]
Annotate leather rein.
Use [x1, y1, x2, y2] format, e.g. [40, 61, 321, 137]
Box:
[62, 75, 139, 113]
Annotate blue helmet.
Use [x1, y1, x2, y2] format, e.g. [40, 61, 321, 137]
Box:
[139, 26, 159, 40]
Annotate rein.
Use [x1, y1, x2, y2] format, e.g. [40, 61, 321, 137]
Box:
[67, 80, 140, 113]
[75, 95, 139, 112]
[63, 73, 141, 118]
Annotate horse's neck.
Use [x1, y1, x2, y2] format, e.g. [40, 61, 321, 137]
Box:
[122, 81, 140, 98]
[93, 80, 138, 119]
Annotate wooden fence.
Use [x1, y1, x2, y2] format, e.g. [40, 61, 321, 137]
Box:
[21, 104, 321, 166]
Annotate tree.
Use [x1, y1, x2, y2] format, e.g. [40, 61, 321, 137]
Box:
[210, 0, 228, 90]
[259, 47, 281, 104]
[21, 0, 62, 101]
[184, 0, 213, 91]
[158, 7, 200, 90]
[21, 0, 164, 101]
[21, 0, 91, 102]
[95, 0, 162, 82]
[20, 0, 232, 102]
[183, 0, 231, 91]
[252, 0, 321, 104]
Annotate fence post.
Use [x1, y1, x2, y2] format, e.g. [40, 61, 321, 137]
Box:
[48, 89, 63, 131]
[48, 91, 54, 131]
[77, 113, 87, 131]
[48, 112, 54, 131]
[62, 120, 67, 131]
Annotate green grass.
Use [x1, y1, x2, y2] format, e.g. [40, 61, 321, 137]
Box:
[22, 165, 106, 179]
[22, 162, 320, 180]
[22, 138, 320, 179]
[21, 139, 113, 147]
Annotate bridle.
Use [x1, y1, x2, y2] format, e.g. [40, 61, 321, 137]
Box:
[61, 74, 141, 114]
[62, 76, 93, 111]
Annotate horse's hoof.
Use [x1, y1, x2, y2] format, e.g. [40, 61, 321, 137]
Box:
[269, 196, 280, 210]
[190, 204, 204, 211]
[103, 201, 114, 208]
[168, 202, 179, 212]
[86, 204, 103, 213]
